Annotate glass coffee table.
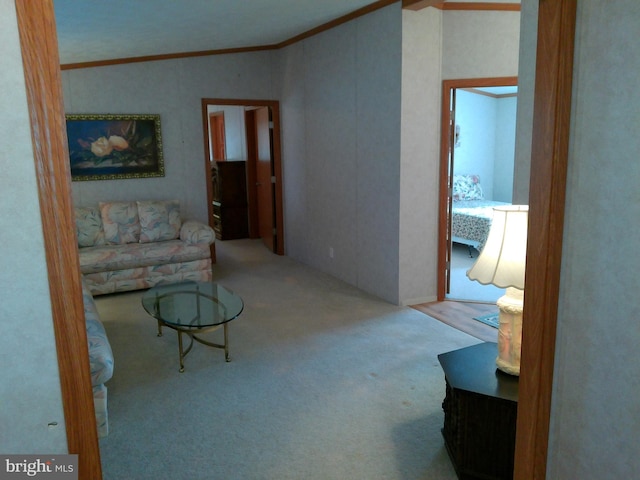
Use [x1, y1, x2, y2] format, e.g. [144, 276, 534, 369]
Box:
[141, 281, 244, 372]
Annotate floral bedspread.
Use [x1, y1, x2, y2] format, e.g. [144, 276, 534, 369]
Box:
[451, 199, 510, 251]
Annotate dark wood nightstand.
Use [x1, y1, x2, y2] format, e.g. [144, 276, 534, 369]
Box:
[438, 342, 518, 480]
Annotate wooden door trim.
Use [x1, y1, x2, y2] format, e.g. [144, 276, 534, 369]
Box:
[201, 98, 284, 255]
[15, 1, 102, 478]
[244, 109, 259, 238]
[209, 111, 226, 161]
[437, 76, 518, 301]
[514, 1, 577, 478]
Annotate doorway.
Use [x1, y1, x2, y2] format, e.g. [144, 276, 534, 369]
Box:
[437, 77, 518, 303]
[201, 99, 284, 255]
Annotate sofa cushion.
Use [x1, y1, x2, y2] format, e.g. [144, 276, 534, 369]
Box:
[100, 201, 141, 244]
[75, 207, 106, 247]
[137, 200, 181, 243]
[82, 280, 114, 386]
[78, 239, 211, 274]
[82, 259, 213, 296]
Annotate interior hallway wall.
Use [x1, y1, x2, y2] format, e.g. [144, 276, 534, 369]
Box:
[545, 1, 640, 477]
[275, 3, 402, 303]
[399, 6, 442, 305]
[0, 2, 67, 453]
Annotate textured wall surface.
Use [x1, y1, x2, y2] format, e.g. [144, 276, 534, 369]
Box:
[63, 52, 275, 223]
[275, 3, 402, 303]
[0, 3, 67, 453]
[442, 10, 520, 80]
[398, 7, 520, 305]
[399, 7, 442, 305]
[546, 1, 640, 478]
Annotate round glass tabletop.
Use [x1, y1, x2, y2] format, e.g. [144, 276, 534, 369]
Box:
[141, 281, 244, 329]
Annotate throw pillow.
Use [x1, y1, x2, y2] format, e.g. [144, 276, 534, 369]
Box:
[137, 200, 181, 243]
[75, 207, 106, 247]
[99, 201, 141, 244]
[452, 174, 484, 201]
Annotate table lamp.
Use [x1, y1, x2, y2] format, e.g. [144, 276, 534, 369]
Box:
[466, 205, 528, 376]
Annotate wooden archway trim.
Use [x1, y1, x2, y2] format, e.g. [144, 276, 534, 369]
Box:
[15, 1, 102, 478]
[13, 1, 575, 477]
[514, 0, 577, 478]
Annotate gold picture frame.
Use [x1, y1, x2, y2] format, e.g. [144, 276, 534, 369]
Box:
[66, 113, 164, 181]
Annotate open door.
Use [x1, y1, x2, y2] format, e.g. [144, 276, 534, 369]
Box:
[444, 88, 457, 296]
[244, 107, 276, 251]
[437, 77, 518, 301]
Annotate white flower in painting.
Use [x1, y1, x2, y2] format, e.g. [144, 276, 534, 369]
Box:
[90, 137, 113, 157]
[108, 135, 129, 151]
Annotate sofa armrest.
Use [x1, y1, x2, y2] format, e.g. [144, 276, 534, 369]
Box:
[180, 220, 215, 245]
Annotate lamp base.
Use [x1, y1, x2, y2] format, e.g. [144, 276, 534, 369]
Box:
[495, 287, 524, 376]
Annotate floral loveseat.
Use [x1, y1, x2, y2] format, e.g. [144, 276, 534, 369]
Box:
[82, 278, 114, 437]
[76, 200, 215, 296]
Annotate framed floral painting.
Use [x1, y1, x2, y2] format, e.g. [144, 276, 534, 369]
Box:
[66, 114, 164, 181]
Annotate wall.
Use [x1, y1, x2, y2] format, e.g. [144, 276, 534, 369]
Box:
[275, 3, 403, 303]
[512, 1, 537, 205]
[493, 95, 516, 202]
[398, 6, 442, 305]
[452, 91, 516, 202]
[0, 3, 67, 452]
[441, 10, 520, 80]
[398, 7, 521, 305]
[545, 1, 640, 477]
[62, 52, 275, 223]
[454, 90, 499, 199]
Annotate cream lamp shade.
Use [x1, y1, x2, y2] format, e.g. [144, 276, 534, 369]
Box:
[466, 205, 528, 376]
[466, 205, 528, 288]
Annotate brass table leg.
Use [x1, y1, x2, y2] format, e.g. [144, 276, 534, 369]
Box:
[157, 322, 230, 372]
[177, 330, 185, 373]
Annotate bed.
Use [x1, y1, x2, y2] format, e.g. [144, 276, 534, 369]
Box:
[451, 174, 510, 255]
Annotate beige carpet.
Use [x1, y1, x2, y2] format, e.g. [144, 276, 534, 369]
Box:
[97, 239, 480, 479]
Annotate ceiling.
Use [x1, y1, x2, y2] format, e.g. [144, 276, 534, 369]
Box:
[54, 0, 381, 65]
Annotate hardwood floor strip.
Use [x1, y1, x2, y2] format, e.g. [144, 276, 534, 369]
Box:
[412, 300, 498, 343]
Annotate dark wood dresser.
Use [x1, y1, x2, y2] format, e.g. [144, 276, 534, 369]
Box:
[211, 160, 249, 240]
[438, 342, 518, 480]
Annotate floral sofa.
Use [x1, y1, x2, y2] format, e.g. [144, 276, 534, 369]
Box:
[82, 278, 114, 437]
[75, 200, 215, 296]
